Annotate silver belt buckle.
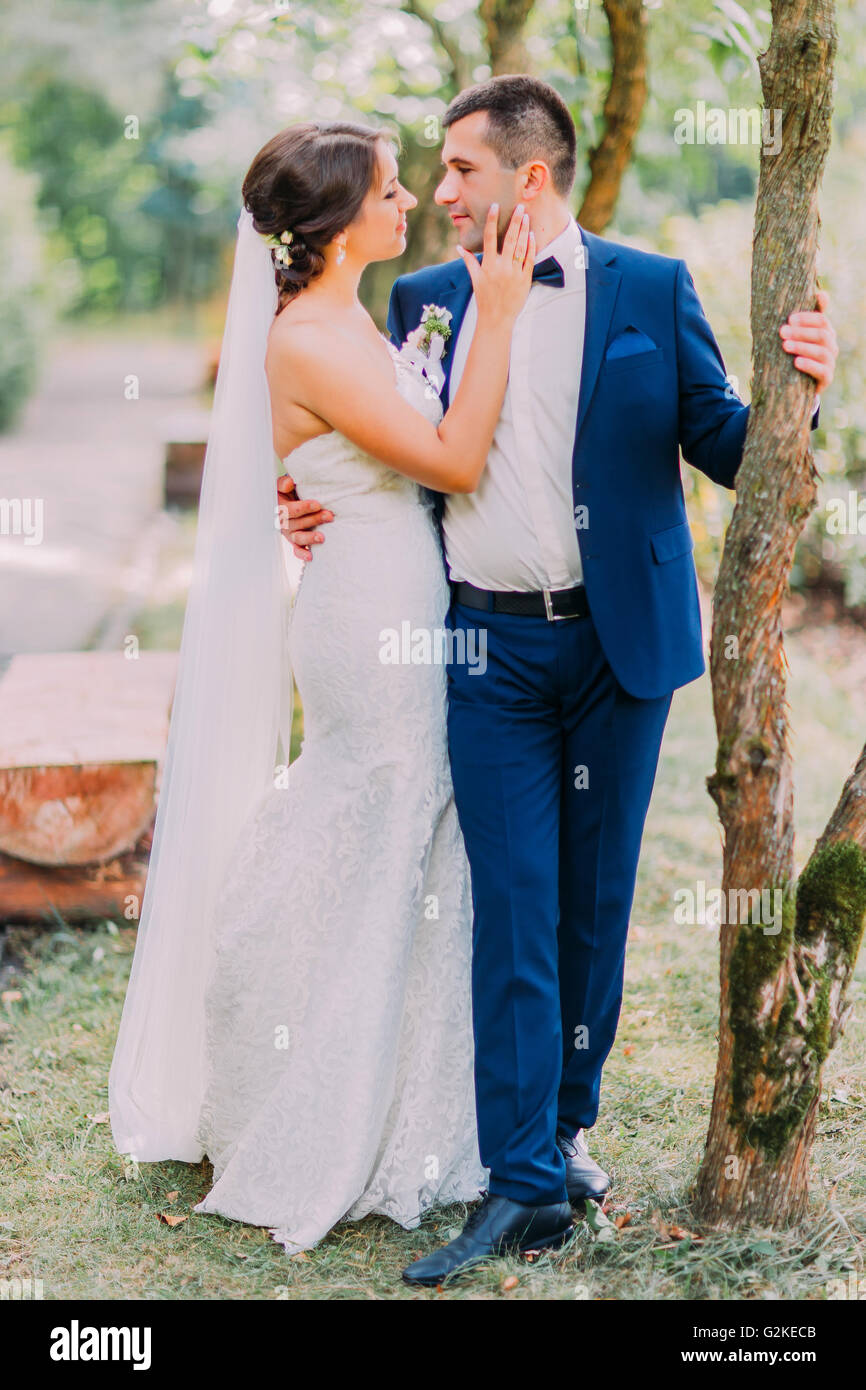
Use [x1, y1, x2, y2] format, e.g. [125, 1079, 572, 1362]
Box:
[543, 587, 568, 622]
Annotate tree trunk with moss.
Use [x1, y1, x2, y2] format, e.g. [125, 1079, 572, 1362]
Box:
[694, 0, 866, 1229]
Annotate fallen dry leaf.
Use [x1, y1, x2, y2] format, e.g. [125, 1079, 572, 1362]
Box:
[1, 991, 22, 1006]
[622, 1044, 635, 1057]
[156, 1212, 188, 1228]
[166, 1191, 179, 1204]
[650, 1210, 702, 1244]
[502, 1275, 519, 1291]
[614, 1212, 632, 1230]
[667, 1223, 703, 1243]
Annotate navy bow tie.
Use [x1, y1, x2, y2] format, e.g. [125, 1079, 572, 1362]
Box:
[531, 256, 565, 288]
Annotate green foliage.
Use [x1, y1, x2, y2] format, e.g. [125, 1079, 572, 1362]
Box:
[0, 145, 48, 431]
[5, 75, 233, 317]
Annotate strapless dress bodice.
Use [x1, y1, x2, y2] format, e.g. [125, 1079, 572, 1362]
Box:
[282, 337, 444, 519]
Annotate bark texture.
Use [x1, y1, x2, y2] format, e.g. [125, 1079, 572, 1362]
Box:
[694, 1, 853, 1229]
[577, 0, 648, 233]
[480, 0, 535, 74]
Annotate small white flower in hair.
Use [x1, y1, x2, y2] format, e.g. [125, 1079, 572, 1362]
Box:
[263, 229, 294, 267]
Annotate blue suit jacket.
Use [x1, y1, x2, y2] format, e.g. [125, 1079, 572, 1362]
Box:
[387, 225, 818, 700]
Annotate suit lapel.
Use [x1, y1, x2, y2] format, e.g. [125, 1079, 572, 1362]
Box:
[575, 226, 621, 442]
[399, 261, 473, 551]
[425, 262, 473, 413]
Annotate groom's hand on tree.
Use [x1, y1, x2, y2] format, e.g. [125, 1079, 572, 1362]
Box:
[779, 289, 838, 396]
[276, 473, 333, 562]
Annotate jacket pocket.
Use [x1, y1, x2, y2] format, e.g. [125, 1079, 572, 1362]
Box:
[602, 346, 664, 377]
[650, 520, 694, 564]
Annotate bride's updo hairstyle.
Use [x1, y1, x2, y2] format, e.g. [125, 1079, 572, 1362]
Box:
[243, 121, 385, 308]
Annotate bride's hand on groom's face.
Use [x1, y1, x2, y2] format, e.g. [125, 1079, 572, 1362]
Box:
[276, 473, 333, 562]
[458, 203, 535, 324]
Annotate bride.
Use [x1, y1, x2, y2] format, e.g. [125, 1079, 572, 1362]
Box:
[109, 120, 534, 1253]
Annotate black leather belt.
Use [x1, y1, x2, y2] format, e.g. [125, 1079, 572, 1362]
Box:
[451, 580, 589, 622]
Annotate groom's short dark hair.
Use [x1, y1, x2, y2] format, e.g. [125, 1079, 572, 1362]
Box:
[443, 75, 577, 196]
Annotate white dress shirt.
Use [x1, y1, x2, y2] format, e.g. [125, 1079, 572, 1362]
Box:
[443, 216, 587, 592]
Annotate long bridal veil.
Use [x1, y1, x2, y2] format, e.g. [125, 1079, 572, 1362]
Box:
[109, 210, 294, 1161]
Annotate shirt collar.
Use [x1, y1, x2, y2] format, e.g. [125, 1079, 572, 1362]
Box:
[533, 216, 584, 292]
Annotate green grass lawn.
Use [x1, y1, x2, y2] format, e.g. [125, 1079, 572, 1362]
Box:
[1, 617, 864, 1300]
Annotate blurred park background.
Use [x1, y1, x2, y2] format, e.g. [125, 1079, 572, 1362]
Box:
[1, 0, 866, 1300]
[1, 0, 866, 656]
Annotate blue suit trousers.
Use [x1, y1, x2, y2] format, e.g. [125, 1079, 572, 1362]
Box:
[445, 596, 672, 1205]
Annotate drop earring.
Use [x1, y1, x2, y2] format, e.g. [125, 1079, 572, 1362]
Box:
[336, 242, 346, 266]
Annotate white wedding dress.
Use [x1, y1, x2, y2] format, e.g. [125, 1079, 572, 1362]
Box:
[192, 340, 487, 1252]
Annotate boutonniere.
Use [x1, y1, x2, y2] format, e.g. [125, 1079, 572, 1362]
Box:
[410, 304, 453, 355]
[403, 304, 453, 397]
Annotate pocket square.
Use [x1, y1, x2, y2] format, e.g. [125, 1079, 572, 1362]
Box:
[605, 326, 658, 360]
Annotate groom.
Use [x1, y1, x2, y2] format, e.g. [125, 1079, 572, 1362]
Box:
[279, 75, 837, 1284]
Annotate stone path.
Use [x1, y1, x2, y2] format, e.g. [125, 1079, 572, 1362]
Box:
[0, 328, 209, 654]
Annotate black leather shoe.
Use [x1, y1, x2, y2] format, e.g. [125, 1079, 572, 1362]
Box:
[402, 1193, 574, 1287]
[556, 1128, 610, 1204]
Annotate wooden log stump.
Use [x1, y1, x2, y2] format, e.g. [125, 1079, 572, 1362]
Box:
[162, 405, 212, 507]
[0, 652, 178, 872]
[163, 440, 207, 507]
[0, 837, 151, 924]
